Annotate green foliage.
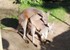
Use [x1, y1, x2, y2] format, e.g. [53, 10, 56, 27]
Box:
[19, 0, 43, 11]
[20, 0, 43, 5]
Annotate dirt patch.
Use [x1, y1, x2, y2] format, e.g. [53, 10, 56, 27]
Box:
[1, 29, 39, 50]
[0, 0, 19, 20]
[1, 21, 70, 50]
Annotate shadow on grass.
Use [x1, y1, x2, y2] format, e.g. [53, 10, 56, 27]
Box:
[28, 0, 70, 14]
[1, 18, 18, 29]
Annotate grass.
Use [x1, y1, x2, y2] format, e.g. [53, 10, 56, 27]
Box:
[19, 2, 67, 23]
[48, 7, 67, 22]
[1, 1, 69, 29]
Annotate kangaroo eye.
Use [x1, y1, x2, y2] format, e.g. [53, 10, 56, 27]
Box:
[37, 13, 43, 17]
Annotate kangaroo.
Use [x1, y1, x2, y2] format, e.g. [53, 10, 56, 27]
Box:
[18, 7, 51, 45]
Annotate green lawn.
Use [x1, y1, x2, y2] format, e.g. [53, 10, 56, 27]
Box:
[19, 2, 68, 22]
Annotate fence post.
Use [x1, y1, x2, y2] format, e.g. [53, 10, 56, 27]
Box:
[0, 29, 3, 50]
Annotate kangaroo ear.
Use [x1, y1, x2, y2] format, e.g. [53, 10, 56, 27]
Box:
[48, 23, 54, 34]
[46, 11, 50, 17]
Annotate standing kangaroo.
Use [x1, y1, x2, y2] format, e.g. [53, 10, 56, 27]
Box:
[18, 7, 51, 45]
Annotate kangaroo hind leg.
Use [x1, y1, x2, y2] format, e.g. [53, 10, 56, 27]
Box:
[21, 19, 28, 39]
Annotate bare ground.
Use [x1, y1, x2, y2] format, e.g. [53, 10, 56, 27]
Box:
[1, 22, 70, 50]
[0, 0, 70, 50]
